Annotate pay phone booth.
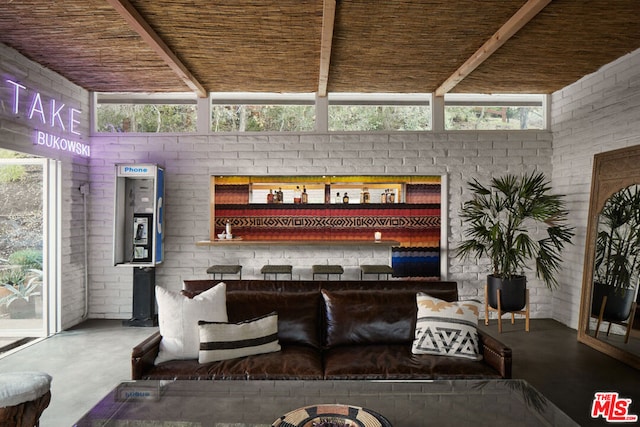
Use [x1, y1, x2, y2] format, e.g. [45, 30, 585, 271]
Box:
[113, 164, 164, 326]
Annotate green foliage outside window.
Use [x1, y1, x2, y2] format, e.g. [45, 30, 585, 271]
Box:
[0, 149, 28, 183]
[211, 105, 315, 132]
[7, 249, 43, 270]
[329, 105, 431, 131]
[95, 101, 544, 133]
[445, 106, 543, 130]
[0, 166, 24, 183]
[97, 104, 197, 133]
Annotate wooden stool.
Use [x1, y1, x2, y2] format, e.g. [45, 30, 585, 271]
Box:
[484, 283, 530, 333]
[312, 265, 344, 280]
[0, 372, 52, 427]
[260, 264, 292, 280]
[206, 264, 242, 280]
[360, 265, 394, 280]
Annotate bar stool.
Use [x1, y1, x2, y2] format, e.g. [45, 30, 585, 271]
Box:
[312, 265, 344, 280]
[260, 264, 293, 280]
[206, 264, 242, 280]
[360, 265, 394, 280]
[0, 371, 52, 427]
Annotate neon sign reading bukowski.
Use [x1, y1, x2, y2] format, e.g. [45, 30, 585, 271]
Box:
[5, 79, 90, 157]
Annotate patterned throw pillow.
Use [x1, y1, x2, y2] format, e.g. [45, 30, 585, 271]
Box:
[412, 292, 482, 360]
[198, 312, 281, 363]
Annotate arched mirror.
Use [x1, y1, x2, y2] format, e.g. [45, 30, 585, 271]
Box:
[579, 145, 640, 370]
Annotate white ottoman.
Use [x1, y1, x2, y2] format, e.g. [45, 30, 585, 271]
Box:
[0, 372, 52, 427]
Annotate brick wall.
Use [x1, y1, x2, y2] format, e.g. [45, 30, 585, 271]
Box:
[550, 48, 640, 329]
[0, 43, 90, 330]
[88, 131, 554, 319]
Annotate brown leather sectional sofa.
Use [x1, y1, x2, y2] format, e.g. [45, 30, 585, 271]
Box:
[131, 280, 512, 380]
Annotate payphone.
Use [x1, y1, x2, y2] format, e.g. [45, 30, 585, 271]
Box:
[132, 213, 153, 263]
[113, 164, 164, 326]
[113, 164, 164, 266]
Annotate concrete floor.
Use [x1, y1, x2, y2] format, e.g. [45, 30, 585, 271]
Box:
[0, 319, 156, 426]
[0, 318, 638, 426]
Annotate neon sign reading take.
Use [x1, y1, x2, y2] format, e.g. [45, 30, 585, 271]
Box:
[5, 79, 90, 157]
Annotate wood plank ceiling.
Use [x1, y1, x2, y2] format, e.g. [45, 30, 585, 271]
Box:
[0, 0, 638, 97]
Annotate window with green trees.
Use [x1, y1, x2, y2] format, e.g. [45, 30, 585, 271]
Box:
[329, 105, 431, 131]
[97, 104, 197, 133]
[445, 106, 544, 130]
[443, 94, 545, 130]
[211, 104, 315, 132]
[95, 93, 546, 133]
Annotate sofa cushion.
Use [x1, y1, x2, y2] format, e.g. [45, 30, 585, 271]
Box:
[226, 291, 321, 349]
[155, 283, 227, 364]
[198, 312, 281, 363]
[324, 344, 501, 380]
[147, 345, 323, 380]
[324, 344, 425, 380]
[412, 293, 482, 360]
[321, 290, 418, 348]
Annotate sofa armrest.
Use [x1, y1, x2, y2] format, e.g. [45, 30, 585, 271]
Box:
[131, 331, 162, 380]
[478, 331, 512, 379]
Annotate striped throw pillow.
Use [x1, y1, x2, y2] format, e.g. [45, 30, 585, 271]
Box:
[412, 292, 482, 360]
[198, 312, 281, 363]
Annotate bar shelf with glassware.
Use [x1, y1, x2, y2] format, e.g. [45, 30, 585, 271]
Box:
[209, 175, 442, 279]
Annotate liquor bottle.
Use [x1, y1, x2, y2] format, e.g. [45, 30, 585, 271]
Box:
[362, 187, 370, 204]
[343, 192, 349, 204]
[294, 186, 302, 204]
[267, 189, 274, 204]
[301, 186, 308, 204]
[335, 192, 341, 204]
[277, 187, 283, 204]
[381, 191, 386, 204]
[389, 189, 395, 203]
[225, 220, 232, 235]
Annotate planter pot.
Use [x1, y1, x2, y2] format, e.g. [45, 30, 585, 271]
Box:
[8, 298, 36, 319]
[591, 281, 635, 322]
[487, 274, 527, 313]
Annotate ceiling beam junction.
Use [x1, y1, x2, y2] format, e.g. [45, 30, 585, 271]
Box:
[435, 0, 551, 97]
[106, 0, 207, 98]
[318, 0, 337, 97]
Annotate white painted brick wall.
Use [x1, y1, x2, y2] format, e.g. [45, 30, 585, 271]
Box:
[551, 48, 640, 329]
[89, 131, 553, 320]
[0, 43, 90, 330]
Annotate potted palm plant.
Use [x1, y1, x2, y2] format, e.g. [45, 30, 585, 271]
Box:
[456, 172, 574, 312]
[592, 185, 640, 321]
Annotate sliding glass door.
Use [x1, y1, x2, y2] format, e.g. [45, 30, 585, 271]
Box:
[0, 150, 58, 339]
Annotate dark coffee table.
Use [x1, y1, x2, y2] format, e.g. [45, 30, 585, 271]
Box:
[74, 379, 577, 426]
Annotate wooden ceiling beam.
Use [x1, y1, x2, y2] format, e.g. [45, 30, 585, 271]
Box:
[318, 0, 337, 97]
[435, 0, 551, 97]
[106, 0, 207, 98]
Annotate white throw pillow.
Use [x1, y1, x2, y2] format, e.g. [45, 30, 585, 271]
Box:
[155, 282, 227, 364]
[198, 312, 281, 363]
[412, 292, 482, 360]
